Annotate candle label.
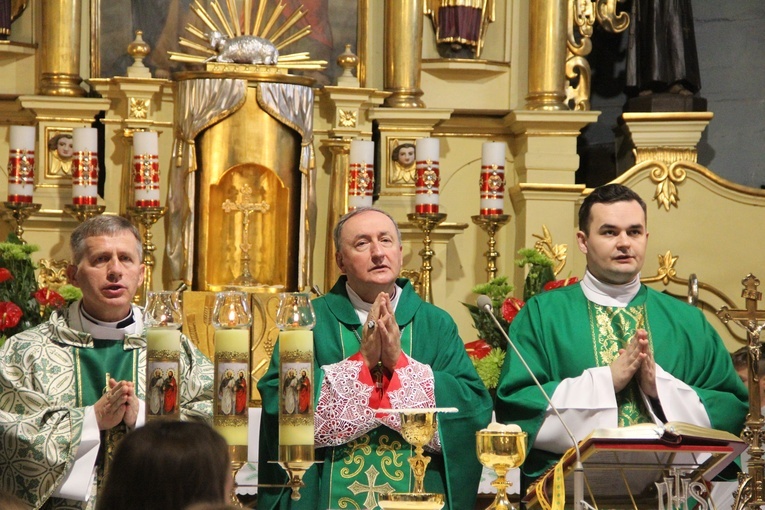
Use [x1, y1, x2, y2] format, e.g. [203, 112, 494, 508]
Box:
[415, 159, 440, 214]
[72, 151, 99, 205]
[7, 149, 35, 203]
[215, 352, 249, 420]
[348, 161, 374, 210]
[279, 349, 313, 426]
[146, 352, 181, 420]
[133, 152, 160, 207]
[480, 163, 506, 215]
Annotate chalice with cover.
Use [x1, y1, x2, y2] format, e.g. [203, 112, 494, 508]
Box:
[476, 423, 527, 510]
[377, 408, 458, 510]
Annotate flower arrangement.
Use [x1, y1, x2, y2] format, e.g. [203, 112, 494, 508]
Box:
[0, 235, 82, 346]
[463, 248, 578, 390]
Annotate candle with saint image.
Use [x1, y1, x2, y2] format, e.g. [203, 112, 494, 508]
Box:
[214, 328, 250, 446]
[415, 137, 440, 214]
[132, 131, 160, 208]
[480, 142, 506, 215]
[145, 327, 181, 420]
[72, 128, 99, 205]
[348, 140, 374, 210]
[7, 126, 36, 203]
[278, 329, 314, 446]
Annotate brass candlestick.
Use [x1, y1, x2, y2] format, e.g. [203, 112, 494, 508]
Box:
[63, 203, 106, 223]
[2, 201, 42, 243]
[407, 213, 447, 304]
[127, 206, 166, 305]
[472, 214, 511, 281]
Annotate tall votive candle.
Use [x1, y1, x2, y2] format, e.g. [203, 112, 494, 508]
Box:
[480, 142, 506, 215]
[72, 127, 99, 205]
[7, 126, 36, 203]
[415, 137, 440, 214]
[133, 131, 160, 208]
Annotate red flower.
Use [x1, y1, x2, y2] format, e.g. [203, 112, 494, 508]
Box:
[501, 297, 525, 323]
[543, 277, 579, 291]
[33, 288, 65, 308]
[0, 301, 22, 330]
[0, 268, 13, 283]
[465, 339, 492, 360]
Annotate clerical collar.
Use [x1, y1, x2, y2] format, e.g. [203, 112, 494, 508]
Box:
[580, 269, 641, 308]
[78, 303, 138, 340]
[346, 283, 401, 324]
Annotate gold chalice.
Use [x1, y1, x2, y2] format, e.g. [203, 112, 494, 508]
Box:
[476, 428, 527, 510]
[377, 408, 457, 510]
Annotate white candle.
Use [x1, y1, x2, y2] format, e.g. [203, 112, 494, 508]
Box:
[480, 142, 506, 215]
[132, 131, 160, 208]
[279, 329, 314, 446]
[72, 127, 99, 205]
[415, 137, 440, 214]
[7, 126, 36, 203]
[348, 140, 375, 210]
[146, 328, 181, 351]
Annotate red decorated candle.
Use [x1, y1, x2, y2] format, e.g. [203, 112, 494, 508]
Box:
[414, 137, 440, 214]
[480, 142, 506, 215]
[71, 128, 99, 206]
[133, 131, 160, 208]
[348, 140, 374, 210]
[6, 126, 36, 203]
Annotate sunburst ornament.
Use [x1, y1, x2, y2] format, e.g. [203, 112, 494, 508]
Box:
[168, 0, 327, 71]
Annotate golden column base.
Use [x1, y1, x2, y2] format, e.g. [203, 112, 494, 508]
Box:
[1, 202, 42, 244]
[127, 206, 166, 304]
[63, 204, 106, 223]
[471, 214, 512, 281]
[278, 444, 316, 501]
[407, 213, 447, 304]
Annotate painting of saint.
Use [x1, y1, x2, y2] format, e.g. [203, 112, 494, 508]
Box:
[162, 369, 178, 414]
[297, 369, 311, 414]
[282, 368, 298, 415]
[218, 368, 236, 416]
[235, 370, 248, 415]
[149, 367, 164, 415]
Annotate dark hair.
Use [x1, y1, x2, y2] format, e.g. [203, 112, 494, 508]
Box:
[47, 132, 73, 152]
[391, 142, 415, 163]
[332, 207, 402, 252]
[97, 421, 230, 510]
[0, 489, 27, 510]
[70, 215, 142, 264]
[578, 184, 647, 234]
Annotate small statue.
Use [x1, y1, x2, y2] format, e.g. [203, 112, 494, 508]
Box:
[206, 31, 279, 65]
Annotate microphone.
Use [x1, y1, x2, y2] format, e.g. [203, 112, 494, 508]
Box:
[478, 295, 586, 510]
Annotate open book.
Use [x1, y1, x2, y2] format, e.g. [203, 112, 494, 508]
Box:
[524, 422, 747, 510]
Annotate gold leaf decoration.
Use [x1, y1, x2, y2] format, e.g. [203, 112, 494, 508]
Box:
[533, 225, 568, 276]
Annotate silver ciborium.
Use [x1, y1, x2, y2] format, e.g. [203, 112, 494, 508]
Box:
[476, 425, 527, 510]
[378, 408, 457, 510]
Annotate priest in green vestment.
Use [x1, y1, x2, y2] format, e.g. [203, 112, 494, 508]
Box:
[495, 184, 748, 485]
[258, 208, 493, 510]
[0, 216, 213, 510]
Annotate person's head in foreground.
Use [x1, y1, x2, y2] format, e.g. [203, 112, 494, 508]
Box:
[97, 421, 232, 510]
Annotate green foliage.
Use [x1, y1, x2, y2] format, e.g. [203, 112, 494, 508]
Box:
[0, 238, 43, 338]
[472, 348, 506, 390]
[464, 276, 514, 350]
[515, 248, 555, 301]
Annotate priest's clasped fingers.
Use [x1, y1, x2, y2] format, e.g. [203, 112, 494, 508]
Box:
[95, 379, 137, 430]
[637, 345, 658, 398]
[360, 294, 384, 369]
[610, 329, 650, 393]
[377, 293, 401, 370]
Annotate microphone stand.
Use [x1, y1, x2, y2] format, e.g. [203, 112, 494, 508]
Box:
[480, 299, 585, 510]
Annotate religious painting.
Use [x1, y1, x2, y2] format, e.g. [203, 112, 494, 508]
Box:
[91, 0, 367, 87]
[388, 138, 417, 187]
[280, 362, 312, 416]
[217, 362, 249, 416]
[146, 360, 180, 419]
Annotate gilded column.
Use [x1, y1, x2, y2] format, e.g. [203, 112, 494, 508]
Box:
[525, 0, 567, 110]
[384, 0, 425, 108]
[40, 0, 85, 96]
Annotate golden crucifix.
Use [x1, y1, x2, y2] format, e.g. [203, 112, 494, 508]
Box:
[717, 274, 765, 510]
[222, 184, 270, 286]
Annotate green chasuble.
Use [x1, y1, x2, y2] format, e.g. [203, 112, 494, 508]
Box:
[258, 277, 493, 510]
[495, 284, 748, 483]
